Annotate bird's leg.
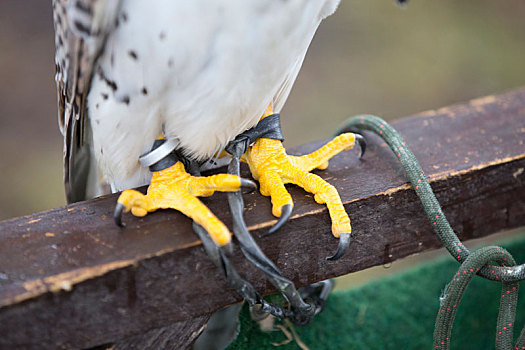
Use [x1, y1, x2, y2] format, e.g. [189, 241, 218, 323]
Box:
[114, 140, 255, 248]
[243, 104, 366, 260]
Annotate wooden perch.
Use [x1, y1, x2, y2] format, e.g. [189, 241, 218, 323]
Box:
[1, 88, 525, 349]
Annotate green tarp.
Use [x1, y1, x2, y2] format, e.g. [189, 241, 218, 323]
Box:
[229, 235, 525, 349]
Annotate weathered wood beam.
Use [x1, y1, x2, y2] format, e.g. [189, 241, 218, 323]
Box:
[0, 89, 524, 348]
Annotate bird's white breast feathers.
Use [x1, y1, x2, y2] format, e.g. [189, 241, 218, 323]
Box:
[87, 0, 340, 192]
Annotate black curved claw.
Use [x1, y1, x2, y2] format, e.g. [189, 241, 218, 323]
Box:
[326, 232, 351, 261]
[265, 204, 292, 236]
[240, 178, 257, 193]
[355, 133, 366, 159]
[114, 202, 126, 227]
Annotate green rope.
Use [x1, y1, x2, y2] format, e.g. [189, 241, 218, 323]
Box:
[433, 246, 520, 350]
[337, 115, 525, 349]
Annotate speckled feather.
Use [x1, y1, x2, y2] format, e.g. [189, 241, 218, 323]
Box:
[53, 0, 122, 202]
[53, 0, 340, 201]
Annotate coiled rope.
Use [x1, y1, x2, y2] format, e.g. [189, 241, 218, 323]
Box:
[337, 115, 525, 349]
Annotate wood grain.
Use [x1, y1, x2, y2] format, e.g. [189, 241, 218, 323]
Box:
[0, 89, 524, 348]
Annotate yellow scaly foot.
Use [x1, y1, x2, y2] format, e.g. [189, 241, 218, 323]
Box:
[115, 159, 255, 247]
[243, 105, 365, 260]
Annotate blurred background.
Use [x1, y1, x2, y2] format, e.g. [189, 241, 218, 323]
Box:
[1, 0, 525, 284]
[1, 0, 525, 220]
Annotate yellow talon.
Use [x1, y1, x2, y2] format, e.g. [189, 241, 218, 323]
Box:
[116, 161, 242, 247]
[244, 104, 357, 239]
[289, 133, 356, 172]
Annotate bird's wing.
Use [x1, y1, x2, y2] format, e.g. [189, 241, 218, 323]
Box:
[53, 0, 121, 202]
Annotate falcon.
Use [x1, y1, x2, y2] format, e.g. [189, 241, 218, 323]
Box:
[53, 0, 372, 341]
